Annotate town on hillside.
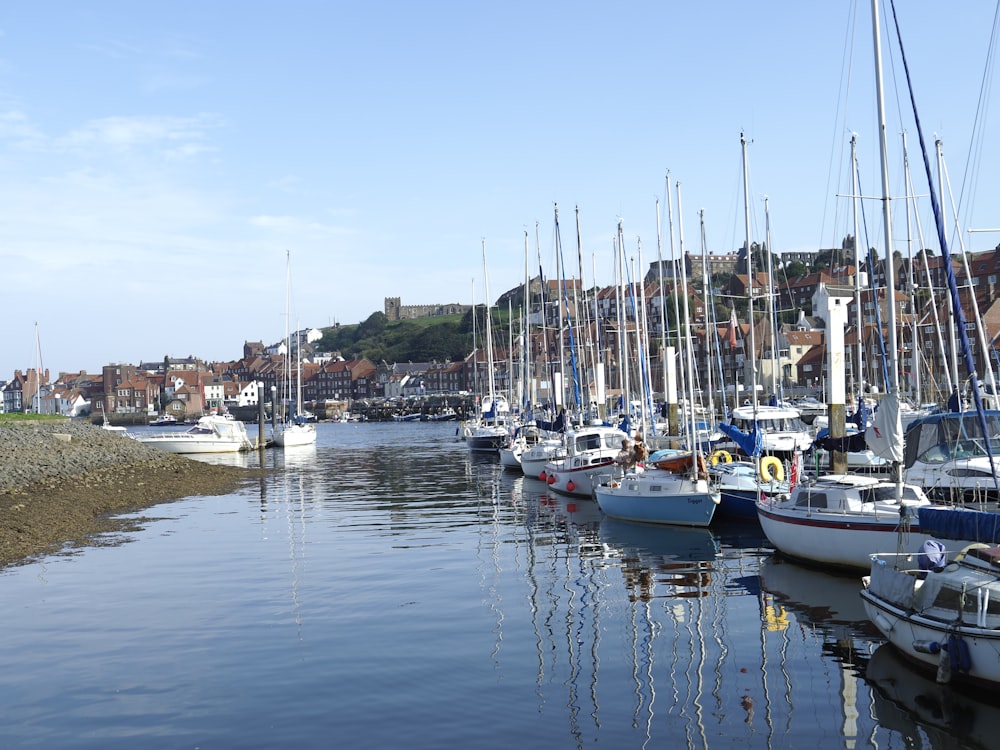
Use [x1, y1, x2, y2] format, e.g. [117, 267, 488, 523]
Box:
[4, 239, 999, 423]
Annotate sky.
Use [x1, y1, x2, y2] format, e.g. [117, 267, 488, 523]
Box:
[2, 1, 999, 379]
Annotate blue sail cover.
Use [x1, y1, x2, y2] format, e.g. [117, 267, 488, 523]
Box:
[918, 506, 1000, 545]
[717, 421, 763, 457]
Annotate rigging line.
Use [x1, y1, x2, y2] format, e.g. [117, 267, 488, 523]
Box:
[889, 0, 1000, 492]
[854, 156, 892, 392]
[821, 0, 862, 249]
[956, 0, 1000, 231]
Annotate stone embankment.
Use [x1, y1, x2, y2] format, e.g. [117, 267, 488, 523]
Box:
[0, 421, 252, 568]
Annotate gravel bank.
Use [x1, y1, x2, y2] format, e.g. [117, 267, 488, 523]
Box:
[0, 421, 254, 568]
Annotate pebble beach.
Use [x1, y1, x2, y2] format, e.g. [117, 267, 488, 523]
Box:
[0, 420, 253, 568]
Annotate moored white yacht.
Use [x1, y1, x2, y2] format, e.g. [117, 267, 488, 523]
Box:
[756, 474, 933, 571]
[133, 414, 254, 454]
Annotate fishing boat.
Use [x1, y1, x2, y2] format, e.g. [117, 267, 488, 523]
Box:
[133, 414, 253, 454]
[862, 541, 1000, 688]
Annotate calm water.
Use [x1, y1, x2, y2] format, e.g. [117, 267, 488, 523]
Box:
[0, 422, 992, 749]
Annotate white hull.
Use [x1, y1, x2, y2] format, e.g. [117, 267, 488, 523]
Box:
[861, 594, 1000, 688]
[499, 444, 522, 469]
[862, 548, 1000, 689]
[544, 458, 619, 497]
[521, 441, 565, 480]
[755, 475, 934, 571]
[757, 501, 930, 570]
[273, 423, 317, 448]
[135, 436, 247, 454]
[134, 415, 252, 454]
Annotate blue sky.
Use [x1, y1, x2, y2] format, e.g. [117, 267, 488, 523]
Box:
[2, 1, 998, 380]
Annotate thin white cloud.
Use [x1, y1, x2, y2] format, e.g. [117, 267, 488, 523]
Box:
[58, 113, 223, 153]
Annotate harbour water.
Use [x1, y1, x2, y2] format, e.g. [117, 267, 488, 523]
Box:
[0, 422, 992, 749]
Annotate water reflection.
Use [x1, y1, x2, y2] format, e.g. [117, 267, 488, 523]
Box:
[867, 644, 998, 749]
[0, 422, 952, 748]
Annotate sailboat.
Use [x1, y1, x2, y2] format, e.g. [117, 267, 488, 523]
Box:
[860, 0, 1000, 689]
[466, 240, 512, 452]
[273, 252, 317, 449]
[593, 182, 720, 527]
[756, 6, 937, 571]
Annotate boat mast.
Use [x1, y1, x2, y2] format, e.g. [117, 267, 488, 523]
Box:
[481, 239, 496, 413]
[872, 0, 900, 400]
[655, 197, 668, 410]
[850, 134, 864, 402]
[871, 0, 905, 493]
[700, 210, 715, 418]
[741, 133, 759, 413]
[764, 197, 780, 402]
[675, 182, 699, 468]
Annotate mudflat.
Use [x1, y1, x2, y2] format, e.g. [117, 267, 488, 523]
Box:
[0, 421, 253, 568]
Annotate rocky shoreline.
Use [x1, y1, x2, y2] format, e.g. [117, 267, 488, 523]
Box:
[0, 421, 254, 568]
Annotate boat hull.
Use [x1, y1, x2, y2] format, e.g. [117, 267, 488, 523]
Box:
[861, 589, 1000, 688]
[756, 501, 930, 571]
[273, 423, 317, 448]
[467, 430, 508, 452]
[134, 436, 246, 454]
[594, 475, 720, 527]
[544, 459, 618, 497]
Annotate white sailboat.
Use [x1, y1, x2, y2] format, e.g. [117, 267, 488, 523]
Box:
[467, 240, 512, 452]
[593, 182, 720, 527]
[273, 251, 317, 449]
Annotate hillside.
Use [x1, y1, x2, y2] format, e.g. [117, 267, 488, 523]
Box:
[314, 307, 514, 363]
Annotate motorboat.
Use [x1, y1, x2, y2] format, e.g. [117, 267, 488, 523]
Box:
[148, 414, 179, 427]
[756, 474, 934, 571]
[133, 414, 254, 454]
[594, 467, 720, 527]
[720, 404, 812, 459]
[520, 437, 566, 480]
[902, 410, 1000, 502]
[541, 423, 627, 497]
[862, 541, 1000, 688]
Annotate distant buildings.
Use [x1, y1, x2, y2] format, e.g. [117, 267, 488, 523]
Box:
[6, 245, 1000, 417]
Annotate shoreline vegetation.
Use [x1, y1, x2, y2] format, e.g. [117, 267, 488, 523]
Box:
[0, 419, 253, 569]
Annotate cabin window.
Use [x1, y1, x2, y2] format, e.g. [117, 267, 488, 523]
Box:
[795, 491, 827, 509]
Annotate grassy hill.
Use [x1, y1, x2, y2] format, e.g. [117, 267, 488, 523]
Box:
[314, 307, 515, 363]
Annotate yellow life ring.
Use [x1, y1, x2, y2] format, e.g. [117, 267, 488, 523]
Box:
[710, 449, 733, 466]
[760, 456, 785, 483]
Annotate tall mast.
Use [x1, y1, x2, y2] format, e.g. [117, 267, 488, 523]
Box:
[871, 0, 900, 399]
[850, 134, 864, 400]
[481, 239, 496, 409]
[764, 196, 780, 401]
[741, 132, 758, 411]
[676, 182, 699, 466]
